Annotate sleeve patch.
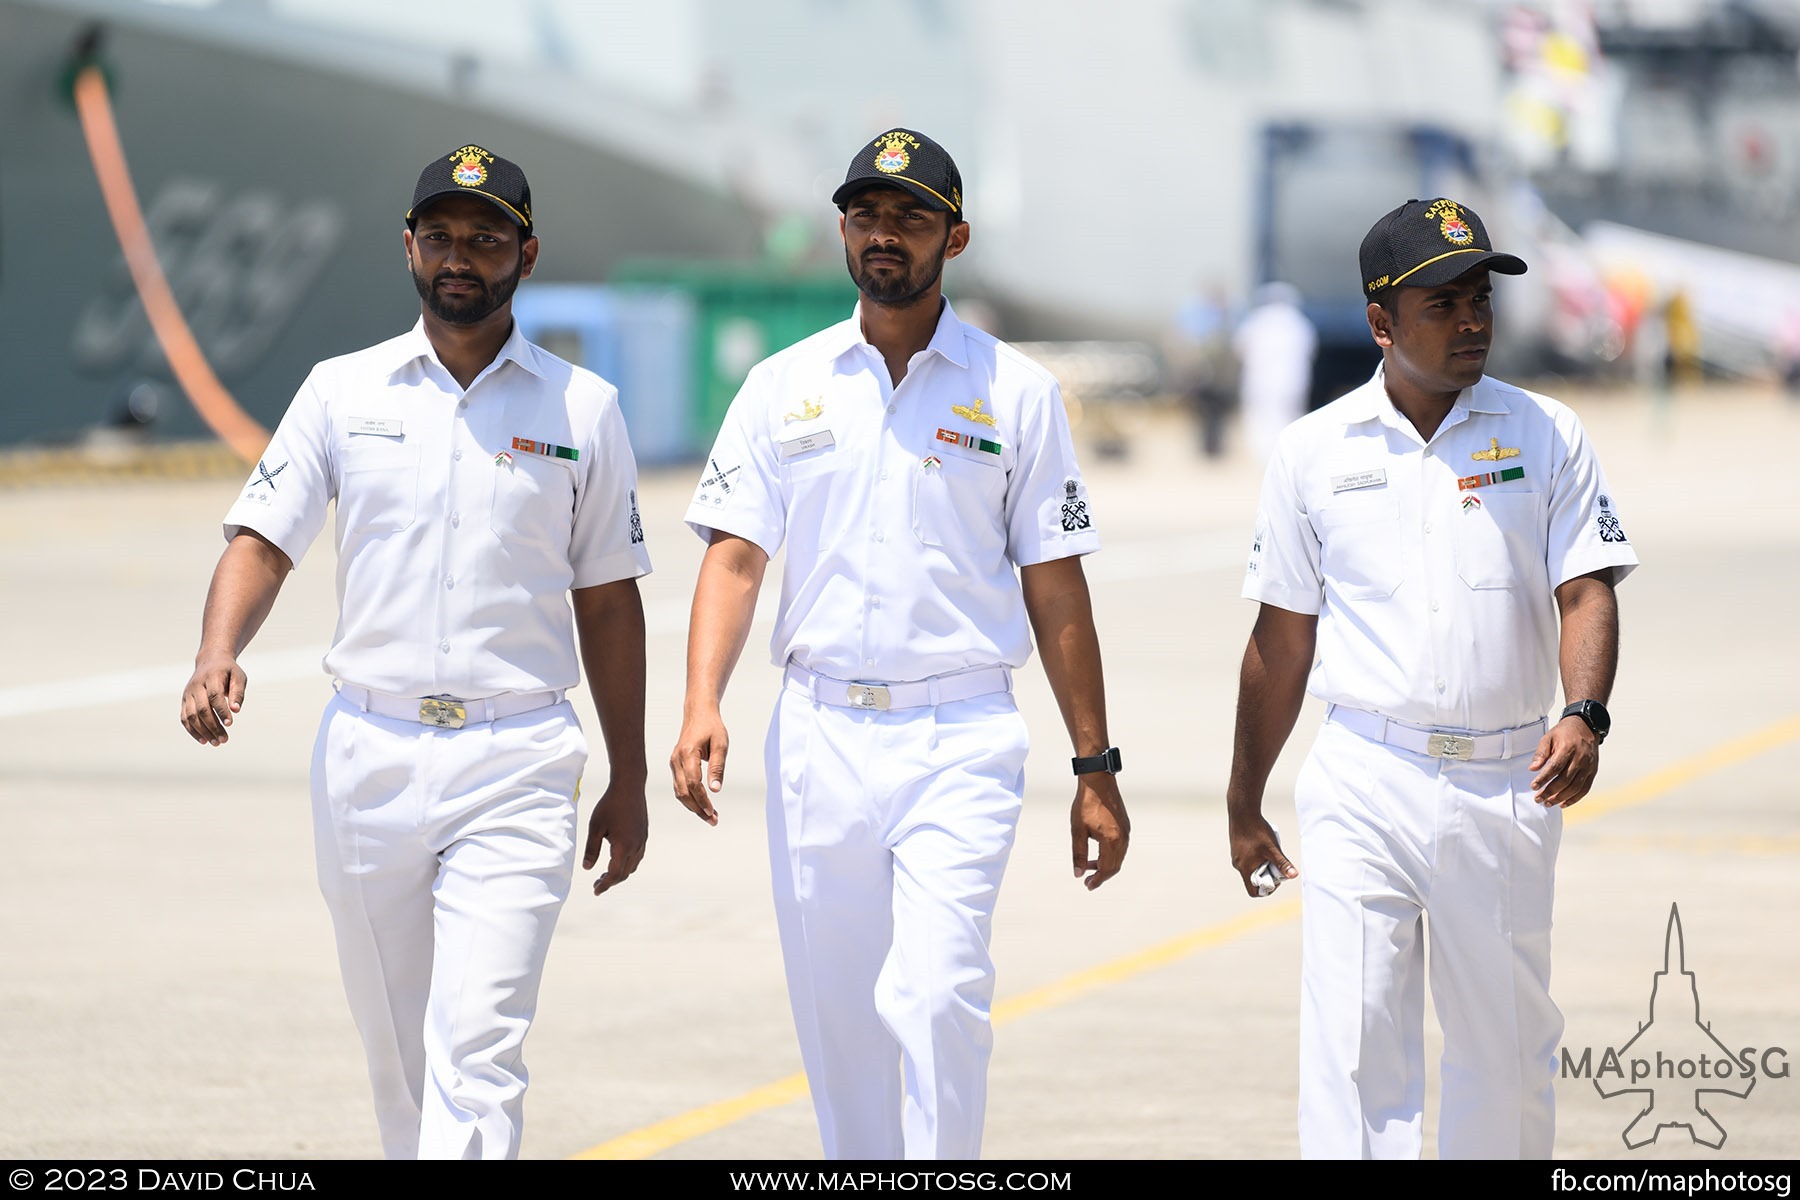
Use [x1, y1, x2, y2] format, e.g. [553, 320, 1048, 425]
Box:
[1595, 494, 1628, 543]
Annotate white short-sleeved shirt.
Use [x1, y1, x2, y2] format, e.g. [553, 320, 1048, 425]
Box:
[1242, 367, 1638, 732]
[223, 319, 652, 699]
[684, 300, 1100, 682]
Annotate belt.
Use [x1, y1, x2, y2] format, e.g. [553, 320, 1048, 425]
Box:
[784, 663, 1012, 712]
[335, 683, 565, 729]
[1325, 704, 1546, 762]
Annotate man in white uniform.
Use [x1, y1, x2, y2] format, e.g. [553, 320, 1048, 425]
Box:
[178, 144, 651, 1159]
[670, 128, 1130, 1160]
[1225, 197, 1638, 1159]
[1234, 281, 1318, 463]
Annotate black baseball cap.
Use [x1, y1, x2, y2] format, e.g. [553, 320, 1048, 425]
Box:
[831, 128, 964, 219]
[1359, 197, 1525, 298]
[407, 144, 533, 235]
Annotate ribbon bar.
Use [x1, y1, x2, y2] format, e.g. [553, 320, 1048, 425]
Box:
[1457, 466, 1524, 491]
[511, 436, 579, 461]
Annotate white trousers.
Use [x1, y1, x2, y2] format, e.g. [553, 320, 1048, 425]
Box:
[765, 685, 1030, 1160]
[309, 692, 585, 1159]
[1294, 718, 1563, 1159]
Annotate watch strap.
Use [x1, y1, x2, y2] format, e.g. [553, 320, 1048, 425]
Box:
[1560, 700, 1610, 743]
[1072, 747, 1123, 775]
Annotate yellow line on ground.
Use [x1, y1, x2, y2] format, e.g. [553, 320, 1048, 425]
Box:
[575, 715, 1800, 1159]
[1589, 834, 1800, 856]
[992, 897, 1302, 1025]
[574, 898, 1297, 1160]
[574, 1075, 811, 1160]
[1562, 715, 1800, 828]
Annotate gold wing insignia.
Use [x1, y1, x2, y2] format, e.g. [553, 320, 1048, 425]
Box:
[1470, 438, 1520, 461]
[784, 397, 824, 423]
[951, 397, 997, 427]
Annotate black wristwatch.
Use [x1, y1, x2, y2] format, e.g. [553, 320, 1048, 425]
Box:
[1560, 700, 1611, 744]
[1072, 747, 1123, 776]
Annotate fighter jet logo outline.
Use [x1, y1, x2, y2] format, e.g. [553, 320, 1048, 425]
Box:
[1593, 904, 1755, 1149]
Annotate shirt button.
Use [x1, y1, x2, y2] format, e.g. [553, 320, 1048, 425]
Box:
[870, 596, 882, 608]
[879, 470, 889, 481]
[1431, 601, 1440, 612]
[451, 512, 461, 528]
[439, 639, 451, 653]
[444, 575, 454, 589]
[865, 658, 876, 668]
[887, 404, 897, 414]
[1424, 522, 1433, 533]
[873, 531, 885, 542]
[454, 450, 463, 461]
[458, 398, 468, 410]
[1435, 679, 1446, 692]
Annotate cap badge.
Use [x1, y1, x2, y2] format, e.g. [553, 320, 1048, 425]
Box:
[450, 145, 494, 188]
[1422, 198, 1474, 245]
[875, 139, 910, 174]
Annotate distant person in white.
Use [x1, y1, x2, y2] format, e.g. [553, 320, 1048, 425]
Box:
[1235, 281, 1318, 461]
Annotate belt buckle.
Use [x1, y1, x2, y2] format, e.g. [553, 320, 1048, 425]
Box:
[1426, 732, 1474, 761]
[845, 684, 891, 711]
[419, 698, 466, 729]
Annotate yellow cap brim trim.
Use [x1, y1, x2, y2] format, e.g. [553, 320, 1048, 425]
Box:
[1388, 247, 1486, 288]
[888, 176, 959, 213]
[408, 190, 531, 229]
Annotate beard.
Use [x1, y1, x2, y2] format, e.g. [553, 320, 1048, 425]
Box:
[411, 257, 522, 325]
[846, 239, 948, 309]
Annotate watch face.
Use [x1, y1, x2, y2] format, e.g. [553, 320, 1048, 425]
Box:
[1568, 701, 1609, 737]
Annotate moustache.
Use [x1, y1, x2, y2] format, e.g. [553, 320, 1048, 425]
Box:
[434, 271, 485, 289]
[862, 248, 910, 266]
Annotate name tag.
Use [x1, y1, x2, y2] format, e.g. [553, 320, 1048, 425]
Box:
[348, 417, 403, 437]
[1330, 469, 1387, 493]
[780, 430, 835, 458]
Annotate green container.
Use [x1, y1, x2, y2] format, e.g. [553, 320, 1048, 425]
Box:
[611, 261, 857, 445]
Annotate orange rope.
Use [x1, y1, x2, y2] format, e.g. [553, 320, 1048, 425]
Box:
[72, 64, 269, 463]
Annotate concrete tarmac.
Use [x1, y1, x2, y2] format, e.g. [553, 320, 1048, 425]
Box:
[1, 384, 1796, 1162]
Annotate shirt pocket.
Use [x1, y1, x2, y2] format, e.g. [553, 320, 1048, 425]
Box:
[491, 452, 575, 550]
[1317, 498, 1402, 600]
[912, 451, 1005, 551]
[1454, 491, 1541, 590]
[339, 441, 419, 534]
[778, 442, 845, 546]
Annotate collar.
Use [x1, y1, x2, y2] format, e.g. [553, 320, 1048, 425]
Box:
[385, 317, 547, 382]
[829, 298, 971, 370]
[1338, 363, 1512, 428]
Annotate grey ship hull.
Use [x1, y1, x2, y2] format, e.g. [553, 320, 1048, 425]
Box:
[0, 0, 757, 446]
